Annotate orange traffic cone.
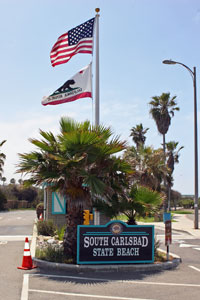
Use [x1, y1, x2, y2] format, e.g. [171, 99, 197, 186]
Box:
[39, 213, 43, 221]
[17, 237, 37, 270]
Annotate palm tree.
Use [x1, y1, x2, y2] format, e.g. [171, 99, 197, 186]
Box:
[123, 145, 167, 192]
[1, 177, 6, 185]
[94, 184, 164, 225]
[0, 140, 6, 179]
[17, 117, 131, 261]
[10, 178, 16, 185]
[149, 93, 179, 155]
[18, 179, 23, 185]
[130, 124, 149, 150]
[166, 141, 184, 210]
[166, 141, 183, 173]
[149, 93, 179, 210]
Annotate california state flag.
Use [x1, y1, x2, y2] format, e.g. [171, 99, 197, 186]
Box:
[42, 63, 92, 106]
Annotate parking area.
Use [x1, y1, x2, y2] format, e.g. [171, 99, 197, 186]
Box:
[22, 273, 152, 300]
[21, 268, 200, 300]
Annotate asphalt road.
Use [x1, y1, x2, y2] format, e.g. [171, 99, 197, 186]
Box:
[0, 210, 36, 300]
[0, 210, 36, 236]
[1, 210, 200, 300]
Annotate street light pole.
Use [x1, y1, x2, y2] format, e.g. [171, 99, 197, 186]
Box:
[193, 66, 199, 229]
[163, 60, 199, 229]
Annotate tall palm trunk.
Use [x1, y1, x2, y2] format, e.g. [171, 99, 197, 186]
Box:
[168, 184, 171, 211]
[63, 204, 83, 262]
[162, 134, 168, 212]
[163, 134, 166, 156]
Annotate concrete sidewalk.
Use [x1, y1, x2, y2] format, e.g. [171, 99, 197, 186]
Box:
[139, 213, 200, 238]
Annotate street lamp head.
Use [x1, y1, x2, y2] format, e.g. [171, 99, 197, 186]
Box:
[162, 60, 177, 65]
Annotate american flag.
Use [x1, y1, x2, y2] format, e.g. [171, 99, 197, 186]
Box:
[50, 18, 95, 67]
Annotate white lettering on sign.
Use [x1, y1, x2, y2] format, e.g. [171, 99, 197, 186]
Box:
[93, 248, 114, 256]
[84, 236, 149, 248]
[117, 247, 140, 256]
[111, 236, 148, 247]
[84, 236, 109, 248]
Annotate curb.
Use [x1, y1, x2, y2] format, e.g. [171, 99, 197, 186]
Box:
[155, 224, 193, 236]
[30, 219, 38, 259]
[139, 222, 193, 236]
[33, 253, 181, 273]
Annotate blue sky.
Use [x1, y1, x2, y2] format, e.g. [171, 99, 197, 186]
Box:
[1, 0, 200, 194]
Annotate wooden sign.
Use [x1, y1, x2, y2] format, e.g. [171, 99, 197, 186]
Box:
[77, 221, 154, 264]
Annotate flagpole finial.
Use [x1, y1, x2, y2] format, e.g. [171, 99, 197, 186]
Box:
[95, 8, 100, 14]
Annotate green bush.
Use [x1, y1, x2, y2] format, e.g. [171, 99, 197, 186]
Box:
[36, 245, 73, 264]
[154, 237, 167, 262]
[56, 225, 66, 241]
[37, 220, 56, 236]
[171, 210, 193, 215]
[36, 245, 65, 263]
[180, 199, 194, 209]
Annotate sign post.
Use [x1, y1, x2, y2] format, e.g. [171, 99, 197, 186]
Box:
[163, 213, 172, 261]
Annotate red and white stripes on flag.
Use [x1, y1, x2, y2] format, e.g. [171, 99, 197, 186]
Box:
[50, 18, 95, 67]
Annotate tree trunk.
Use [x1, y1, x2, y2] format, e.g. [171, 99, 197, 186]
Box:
[63, 205, 83, 263]
[167, 153, 174, 212]
[163, 134, 168, 212]
[168, 184, 171, 211]
[163, 134, 166, 156]
[127, 218, 137, 225]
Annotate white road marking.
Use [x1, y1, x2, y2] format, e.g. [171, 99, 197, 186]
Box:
[194, 248, 200, 251]
[0, 235, 32, 241]
[179, 244, 199, 248]
[17, 217, 22, 220]
[125, 281, 200, 288]
[189, 265, 200, 272]
[21, 274, 29, 300]
[29, 289, 155, 300]
[173, 240, 186, 243]
[0, 241, 7, 245]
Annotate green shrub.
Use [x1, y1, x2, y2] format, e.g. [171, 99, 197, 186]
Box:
[154, 236, 164, 261]
[56, 225, 66, 241]
[36, 245, 65, 263]
[155, 250, 168, 262]
[153, 211, 163, 222]
[37, 220, 56, 236]
[171, 210, 193, 215]
[36, 245, 73, 264]
[180, 199, 194, 209]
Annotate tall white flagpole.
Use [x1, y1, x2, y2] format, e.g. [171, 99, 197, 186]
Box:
[95, 8, 100, 126]
[94, 8, 100, 225]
